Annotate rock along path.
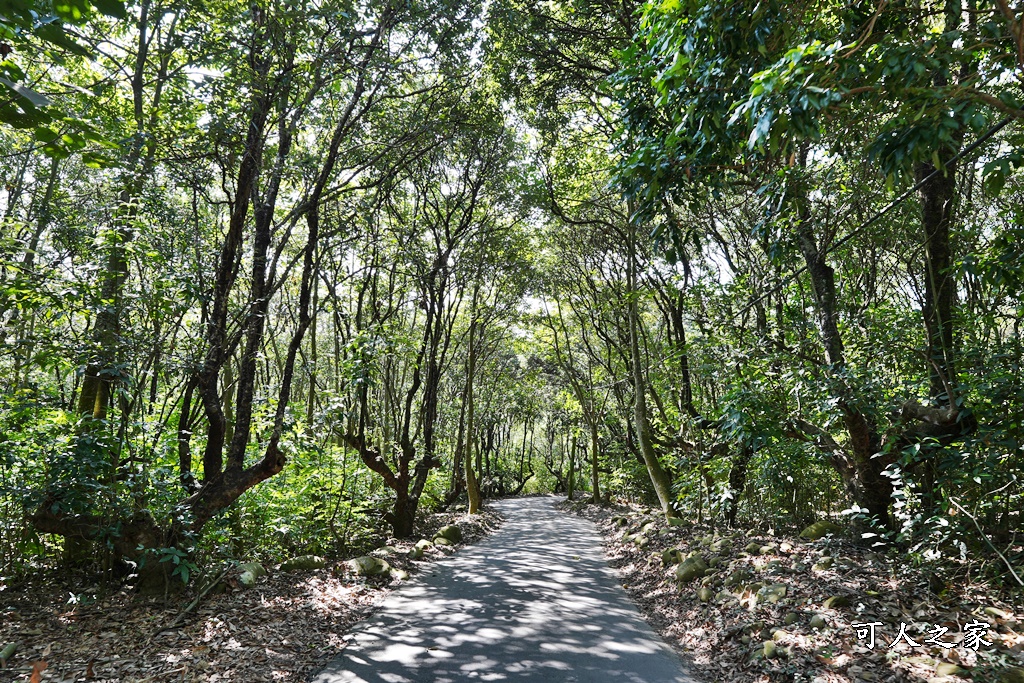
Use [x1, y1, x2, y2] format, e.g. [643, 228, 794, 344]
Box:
[311, 496, 697, 683]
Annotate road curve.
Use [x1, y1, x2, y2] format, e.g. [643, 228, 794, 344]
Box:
[311, 496, 697, 683]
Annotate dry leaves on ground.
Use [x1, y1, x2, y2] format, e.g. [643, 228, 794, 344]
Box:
[565, 499, 1024, 683]
[0, 507, 502, 683]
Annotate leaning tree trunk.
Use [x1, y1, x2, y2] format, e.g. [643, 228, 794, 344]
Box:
[465, 291, 483, 514]
[589, 418, 601, 503]
[626, 221, 679, 519]
[793, 199, 892, 524]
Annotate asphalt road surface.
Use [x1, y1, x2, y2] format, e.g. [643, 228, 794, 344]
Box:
[311, 496, 696, 683]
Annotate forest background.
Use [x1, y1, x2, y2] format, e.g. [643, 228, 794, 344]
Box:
[1, 0, 1023, 594]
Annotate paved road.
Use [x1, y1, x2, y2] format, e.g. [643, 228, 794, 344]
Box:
[311, 496, 696, 683]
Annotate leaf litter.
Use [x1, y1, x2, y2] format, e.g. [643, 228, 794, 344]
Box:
[563, 499, 1024, 683]
[0, 508, 501, 683]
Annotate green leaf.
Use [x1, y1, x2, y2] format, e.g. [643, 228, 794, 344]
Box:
[0, 76, 51, 107]
[91, 0, 126, 18]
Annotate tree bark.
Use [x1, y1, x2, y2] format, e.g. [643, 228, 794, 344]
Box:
[916, 152, 959, 404]
[589, 418, 601, 503]
[465, 289, 483, 514]
[626, 220, 679, 519]
[792, 194, 892, 523]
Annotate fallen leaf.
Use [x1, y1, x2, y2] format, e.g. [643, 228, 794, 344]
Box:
[30, 660, 48, 683]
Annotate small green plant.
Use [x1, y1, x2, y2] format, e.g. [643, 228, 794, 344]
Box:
[138, 545, 198, 585]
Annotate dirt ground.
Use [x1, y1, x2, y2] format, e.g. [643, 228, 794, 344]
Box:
[564, 498, 1024, 683]
[0, 508, 502, 683]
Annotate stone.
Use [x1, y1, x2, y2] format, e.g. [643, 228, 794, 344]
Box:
[434, 537, 453, 547]
[710, 539, 731, 554]
[641, 522, 657, 534]
[389, 568, 410, 581]
[408, 546, 425, 560]
[675, 555, 708, 583]
[823, 595, 852, 609]
[634, 535, 650, 548]
[725, 569, 753, 588]
[809, 614, 827, 630]
[280, 555, 326, 572]
[238, 561, 266, 587]
[759, 544, 777, 555]
[762, 641, 778, 659]
[348, 556, 391, 576]
[779, 542, 794, 553]
[745, 541, 762, 554]
[708, 556, 722, 568]
[697, 587, 714, 602]
[700, 535, 715, 546]
[239, 561, 267, 579]
[998, 667, 1024, 683]
[662, 548, 684, 566]
[934, 663, 967, 677]
[800, 520, 844, 541]
[756, 584, 787, 605]
[415, 539, 434, 550]
[813, 556, 835, 571]
[904, 656, 937, 668]
[784, 612, 799, 625]
[745, 620, 765, 634]
[435, 525, 462, 544]
[985, 606, 1013, 620]
[667, 517, 687, 527]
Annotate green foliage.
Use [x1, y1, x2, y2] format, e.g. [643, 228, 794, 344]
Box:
[2, 0, 1022, 594]
[1, 0, 124, 158]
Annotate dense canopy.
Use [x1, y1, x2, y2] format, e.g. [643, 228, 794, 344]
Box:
[1, 0, 1022, 598]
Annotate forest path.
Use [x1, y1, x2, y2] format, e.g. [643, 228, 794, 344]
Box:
[311, 496, 697, 683]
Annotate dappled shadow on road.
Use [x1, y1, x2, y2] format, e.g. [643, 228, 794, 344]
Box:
[311, 497, 691, 683]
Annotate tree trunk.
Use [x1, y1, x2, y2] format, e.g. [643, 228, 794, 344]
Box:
[589, 418, 601, 503]
[626, 221, 679, 519]
[465, 293, 483, 514]
[446, 379, 470, 505]
[567, 432, 577, 500]
[392, 489, 417, 538]
[917, 153, 959, 404]
[792, 196, 891, 524]
[726, 445, 753, 527]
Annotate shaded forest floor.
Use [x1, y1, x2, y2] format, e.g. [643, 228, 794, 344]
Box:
[0, 508, 502, 683]
[564, 499, 1024, 683]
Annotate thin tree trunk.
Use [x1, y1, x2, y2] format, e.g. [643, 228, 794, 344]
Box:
[589, 419, 600, 503]
[792, 191, 891, 523]
[626, 220, 678, 519]
[465, 285, 483, 513]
